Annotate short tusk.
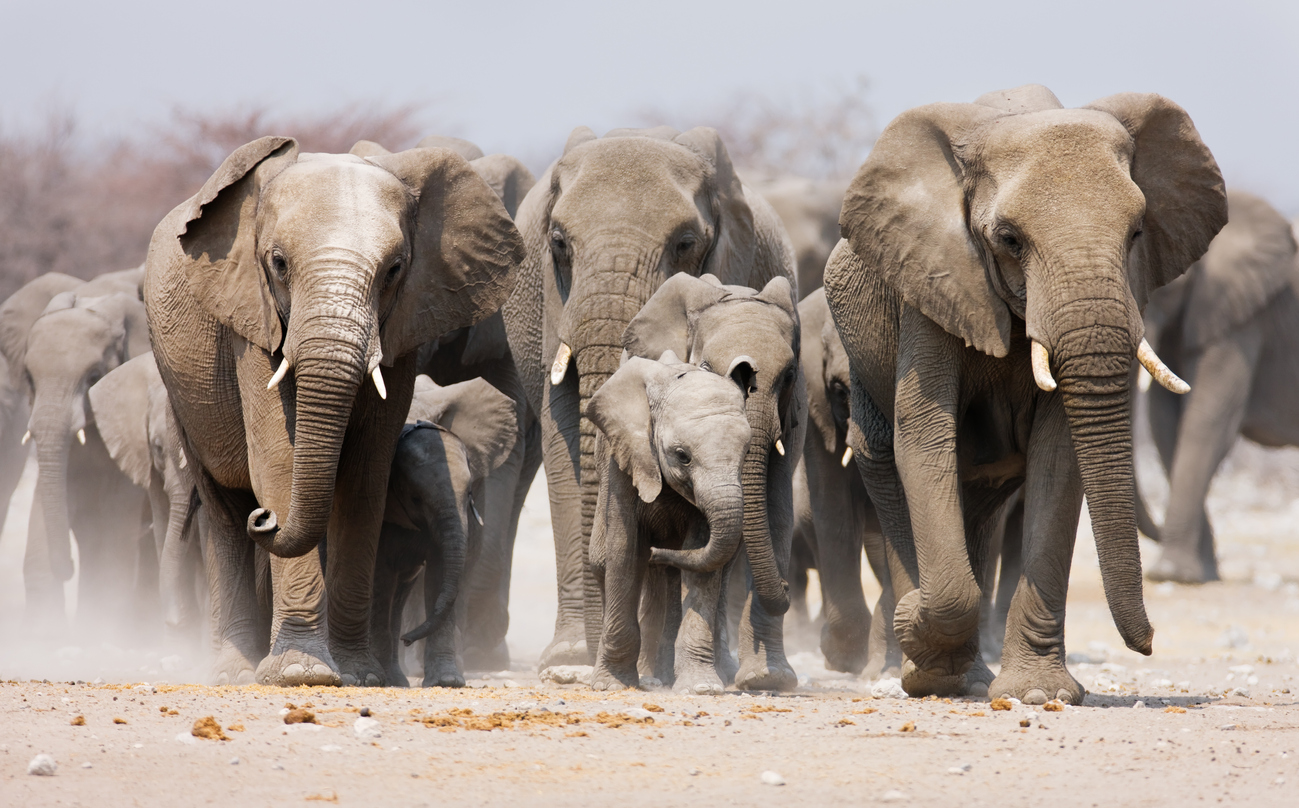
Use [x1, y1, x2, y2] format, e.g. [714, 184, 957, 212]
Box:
[266, 357, 290, 390]
[178, 451, 187, 470]
[1137, 338, 1190, 394]
[1031, 340, 1057, 393]
[21, 431, 30, 446]
[774, 439, 785, 456]
[470, 496, 483, 526]
[550, 342, 572, 386]
[841, 446, 854, 467]
[77, 429, 86, 446]
[372, 366, 387, 400]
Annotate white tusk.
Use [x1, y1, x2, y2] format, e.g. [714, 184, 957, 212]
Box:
[178, 451, 187, 470]
[1031, 340, 1057, 393]
[1137, 338, 1190, 394]
[266, 357, 290, 390]
[470, 497, 483, 526]
[550, 342, 572, 386]
[371, 366, 387, 400]
[21, 431, 30, 446]
[841, 446, 854, 467]
[775, 439, 785, 456]
[77, 429, 86, 445]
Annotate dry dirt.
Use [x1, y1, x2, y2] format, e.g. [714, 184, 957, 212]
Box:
[2, 438, 1299, 806]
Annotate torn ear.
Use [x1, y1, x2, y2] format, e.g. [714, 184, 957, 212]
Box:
[623, 272, 728, 363]
[587, 357, 665, 503]
[178, 136, 298, 354]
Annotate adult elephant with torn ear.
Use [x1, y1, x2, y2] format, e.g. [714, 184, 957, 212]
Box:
[144, 137, 522, 687]
[1137, 191, 1299, 584]
[824, 84, 1226, 703]
[623, 273, 805, 691]
[501, 125, 797, 670]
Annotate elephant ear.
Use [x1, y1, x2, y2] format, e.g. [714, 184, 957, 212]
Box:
[80, 293, 149, 360]
[416, 135, 484, 161]
[673, 128, 757, 282]
[88, 353, 156, 488]
[974, 84, 1063, 113]
[178, 136, 299, 354]
[408, 375, 516, 482]
[840, 103, 1011, 357]
[563, 126, 597, 155]
[623, 272, 728, 363]
[1184, 192, 1297, 349]
[364, 147, 525, 364]
[469, 154, 537, 219]
[587, 356, 665, 503]
[798, 289, 838, 454]
[349, 140, 392, 158]
[460, 310, 512, 365]
[1085, 93, 1228, 308]
[0, 273, 82, 382]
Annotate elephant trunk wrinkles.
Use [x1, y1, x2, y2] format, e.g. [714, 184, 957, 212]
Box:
[31, 397, 79, 582]
[401, 511, 468, 644]
[740, 408, 791, 615]
[650, 483, 744, 571]
[159, 488, 196, 629]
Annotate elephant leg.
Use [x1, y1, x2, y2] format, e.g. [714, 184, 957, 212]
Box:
[735, 502, 798, 690]
[991, 392, 1085, 705]
[807, 450, 872, 674]
[22, 500, 66, 632]
[674, 531, 726, 695]
[1149, 333, 1259, 584]
[369, 540, 403, 687]
[637, 565, 667, 678]
[787, 535, 814, 634]
[538, 405, 591, 668]
[421, 551, 464, 689]
[590, 520, 645, 692]
[985, 493, 1024, 665]
[258, 550, 338, 686]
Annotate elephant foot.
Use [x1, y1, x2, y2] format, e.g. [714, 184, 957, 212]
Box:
[590, 662, 637, 692]
[673, 663, 725, 696]
[990, 661, 1085, 705]
[538, 633, 589, 669]
[716, 649, 739, 686]
[964, 656, 995, 697]
[462, 639, 510, 673]
[256, 646, 341, 688]
[384, 664, 410, 688]
[1146, 551, 1209, 585]
[422, 656, 466, 688]
[212, 643, 259, 686]
[820, 623, 869, 674]
[900, 658, 966, 698]
[735, 650, 797, 692]
[332, 647, 386, 687]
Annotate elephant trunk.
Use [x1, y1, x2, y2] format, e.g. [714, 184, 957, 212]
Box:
[650, 482, 745, 571]
[740, 408, 791, 615]
[30, 395, 81, 582]
[401, 510, 469, 645]
[159, 488, 197, 630]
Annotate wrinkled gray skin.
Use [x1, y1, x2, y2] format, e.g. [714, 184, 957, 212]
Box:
[1138, 191, 1299, 583]
[89, 352, 207, 644]
[588, 355, 751, 694]
[144, 137, 522, 687]
[824, 85, 1226, 703]
[20, 283, 153, 635]
[372, 376, 518, 688]
[750, 176, 846, 299]
[502, 126, 797, 670]
[624, 274, 805, 690]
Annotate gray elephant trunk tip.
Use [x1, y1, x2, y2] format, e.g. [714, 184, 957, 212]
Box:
[245, 507, 320, 559]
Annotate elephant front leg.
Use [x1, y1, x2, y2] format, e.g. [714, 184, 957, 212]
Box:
[991, 392, 1086, 705]
[257, 550, 339, 687]
[736, 457, 798, 692]
[539, 411, 593, 668]
[675, 566, 727, 696]
[591, 468, 645, 692]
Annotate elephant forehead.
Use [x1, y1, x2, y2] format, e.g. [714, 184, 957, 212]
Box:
[555, 140, 708, 215]
[695, 302, 796, 359]
[263, 158, 411, 220]
[28, 309, 116, 359]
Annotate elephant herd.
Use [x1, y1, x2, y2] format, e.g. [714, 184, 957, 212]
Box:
[5, 83, 1296, 704]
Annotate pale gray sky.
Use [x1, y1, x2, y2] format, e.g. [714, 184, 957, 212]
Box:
[4, 0, 1298, 210]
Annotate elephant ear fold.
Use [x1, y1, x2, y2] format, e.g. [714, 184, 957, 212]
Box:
[178, 136, 299, 354]
[798, 290, 838, 455]
[88, 353, 156, 489]
[366, 147, 525, 364]
[349, 140, 392, 158]
[441, 378, 518, 482]
[469, 154, 537, 219]
[623, 272, 728, 363]
[1185, 192, 1297, 348]
[755, 276, 799, 320]
[587, 357, 664, 504]
[1085, 93, 1228, 308]
[563, 126, 598, 155]
[839, 103, 1012, 357]
[673, 128, 756, 281]
[460, 310, 512, 365]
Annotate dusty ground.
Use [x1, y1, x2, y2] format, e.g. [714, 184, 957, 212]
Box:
[2, 437, 1299, 806]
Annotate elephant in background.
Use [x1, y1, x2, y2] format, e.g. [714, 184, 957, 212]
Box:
[372, 375, 518, 687]
[824, 84, 1225, 703]
[1139, 191, 1299, 583]
[623, 273, 805, 690]
[501, 125, 797, 670]
[749, 176, 846, 299]
[145, 137, 521, 687]
[587, 354, 752, 693]
[351, 136, 541, 671]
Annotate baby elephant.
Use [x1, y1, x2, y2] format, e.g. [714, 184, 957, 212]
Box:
[371, 375, 517, 688]
[588, 354, 752, 694]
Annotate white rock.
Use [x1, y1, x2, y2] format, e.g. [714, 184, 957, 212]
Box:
[1231, 687, 1250, 698]
[27, 754, 57, 776]
[502, 680, 522, 688]
[354, 716, 382, 739]
[688, 767, 700, 776]
[539, 665, 593, 685]
[278, 707, 291, 715]
[1253, 570, 1283, 591]
[229, 758, 240, 765]
[760, 770, 785, 786]
[271, 762, 285, 770]
[1025, 711, 1040, 722]
[320, 745, 342, 752]
[1218, 626, 1250, 650]
[880, 790, 909, 803]
[1132, 701, 1144, 710]
[1219, 724, 1237, 731]
[81, 762, 92, 769]
[871, 677, 908, 699]
[1229, 664, 1255, 675]
[1247, 675, 1259, 686]
[132, 684, 157, 694]
[175, 732, 197, 745]
[625, 708, 654, 720]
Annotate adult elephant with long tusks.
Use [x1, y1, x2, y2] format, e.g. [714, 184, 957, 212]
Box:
[500, 126, 797, 669]
[144, 138, 522, 687]
[824, 85, 1226, 703]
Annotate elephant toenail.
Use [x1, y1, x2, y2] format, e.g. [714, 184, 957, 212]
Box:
[311, 665, 333, 677]
[365, 674, 380, 686]
[282, 663, 306, 679]
[1057, 689, 1074, 703]
[236, 671, 256, 685]
[340, 674, 357, 686]
[1023, 688, 1048, 705]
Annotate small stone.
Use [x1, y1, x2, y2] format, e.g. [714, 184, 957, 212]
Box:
[871, 678, 908, 700]
[1132, 701, 1144, 710]
[1218, 626, 1250, 650]
[688, 767, 700, 776]
[81, 762, 92, 769]
[625, 707, 654, 720]
[880, 789, 909, 803]
[175, 732, 197, 745]
[27, 754, 57, 776]
[1275, 777, 1286, 786]
[229, 758, 240, 765]
[1219, 724, 1237, 731]
[947, 767, 967, 775]
[760, 770, 785, 786]
[1019, 719, 1031, 728]
[354, 716, 382, 740]
[501, 680, 522, 688]
[1230, 687, 1250, 698]
[359, 707, 371, 717]
[1025, 711, 1040, 722]
[321, 745, 342, 752]
[271, 762, 285, 771]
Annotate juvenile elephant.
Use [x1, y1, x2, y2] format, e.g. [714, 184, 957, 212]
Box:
[588, 354, 752, 693]
[824, 85, 1226, 703]
[1139, 191, 1299, 583]
[623, 273, 805, 690]
[371, 375, 518, 688]
[144, 137, 522, 687]
[501, 126, 797, 670]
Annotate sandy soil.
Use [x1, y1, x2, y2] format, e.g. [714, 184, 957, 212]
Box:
[2, 437, 1299, 806]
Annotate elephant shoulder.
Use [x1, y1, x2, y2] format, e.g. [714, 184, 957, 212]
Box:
[741, 183, 798, 298]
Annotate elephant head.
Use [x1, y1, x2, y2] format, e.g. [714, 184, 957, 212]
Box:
[587, 354, 752, 573]
[178, 137, 522, 558]
[834, 85, 1226, 654]
[24, 291, 149, 581]
[799, 288, 853, 466]
[391, 375, 519, 644]
[623, 273, 801, 614]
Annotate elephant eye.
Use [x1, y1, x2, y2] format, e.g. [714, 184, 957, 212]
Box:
[674, 448, 691, 466]
[674, 233, 696, 258]
[270, 253, 289, 279]
[550, 228, 567, 254]
[384, 262, 402, 287]
[998, 232, 1021, 255]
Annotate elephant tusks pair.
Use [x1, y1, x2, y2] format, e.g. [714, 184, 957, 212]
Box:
[551, 342, 572, 385]
[841, 446, 854, 467]
[1031, 338, 1189, 395]
[265, 355, 388, 400]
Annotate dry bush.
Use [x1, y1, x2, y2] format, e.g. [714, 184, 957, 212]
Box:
[0, 104, 427, 301]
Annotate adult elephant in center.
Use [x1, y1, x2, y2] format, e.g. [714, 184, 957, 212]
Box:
[502, 126, 797, 670]
[145, 137, 522, 686]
